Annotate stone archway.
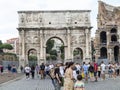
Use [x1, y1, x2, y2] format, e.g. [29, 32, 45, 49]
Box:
[45, 37, 65, 63]
[18, 10, 92, 66]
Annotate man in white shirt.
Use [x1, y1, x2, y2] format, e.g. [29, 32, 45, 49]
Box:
[24, 65, 31, 79]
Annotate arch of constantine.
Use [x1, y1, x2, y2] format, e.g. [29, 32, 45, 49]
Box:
[17, 10, 92, 66]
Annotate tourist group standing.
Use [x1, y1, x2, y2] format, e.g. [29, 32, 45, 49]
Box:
[22, 60, 120, 90]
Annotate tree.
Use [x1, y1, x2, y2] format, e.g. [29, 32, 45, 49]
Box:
[0, 40, 3, 53]
[60, 45, 64, 60]
[2, 44, 13, 50]
[60, 45, 64, 53]
[50, 49, 57, 56]
[28, 55, 37, 61]
[46, 39, 54, 53]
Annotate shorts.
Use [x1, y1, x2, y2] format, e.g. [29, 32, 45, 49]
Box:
[94, 72, 97, 76]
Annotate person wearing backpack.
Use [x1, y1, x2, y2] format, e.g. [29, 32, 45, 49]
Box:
[54, 63, 62, 90]
[40, 63, 45, 79]
[49, 67, 56, 88]
[88, 63, 94, 82]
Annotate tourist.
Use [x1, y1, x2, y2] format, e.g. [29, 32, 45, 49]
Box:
[82, 62, 89, 82]
[35, 64, 40, 78]
[97, 65, 101, 78]
[112, 63, 116, 79]
[54, 63, 62, 90]
[94, 61, 98, 82]
[8, 64, 12, 73]
[88, 63, 94, 82]
[108, 65, 113, 78]
[49, 66, 56, 88]
[20, 65, 23, 73]
[64, 62, 75, 90]
[11, 65, 17, 77]
[0, 64, 3, 75]
[31, 65, 35, 79]
[24, 64, 31, 79]
[59, 63, 64, 86]
[100, 61, 106, 80]
[74, 75, 85, 90]
[45, 64, 50, 78]
[40, 63, 45, 79]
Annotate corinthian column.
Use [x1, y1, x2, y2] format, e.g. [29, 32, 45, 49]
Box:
[20, 29, 26, 67]
[40, 30, 44, 64]
[67, 29, 71, 61]
[85, 28, 90, 61]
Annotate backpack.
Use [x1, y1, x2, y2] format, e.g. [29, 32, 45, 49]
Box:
[40, 65, 45, 70]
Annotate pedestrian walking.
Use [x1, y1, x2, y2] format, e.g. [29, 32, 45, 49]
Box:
[54, 63, 62, 90]
[101, 61, 106, 80]
[11, 65, 17, 77]
[40, 63, 45, 79]
[64, 62, 75, 90]
[35, 64, 40, 78]
[94, 61, 98, 82]
[24, 65, 31, 79]
[88, 63, 94, 82]
[31, 65, 35, 79]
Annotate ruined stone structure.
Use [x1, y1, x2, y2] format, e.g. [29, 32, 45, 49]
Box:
[18, 10, 92, 66]
[95, 1, 120, 62]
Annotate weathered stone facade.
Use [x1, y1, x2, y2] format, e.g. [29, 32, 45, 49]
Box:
[95, 1, 120, 62]
[18, 10, 92, 66]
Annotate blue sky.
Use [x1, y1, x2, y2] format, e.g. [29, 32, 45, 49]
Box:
[0, 0, 119, 42]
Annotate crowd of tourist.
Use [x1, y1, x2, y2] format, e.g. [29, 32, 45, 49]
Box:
[23, 60, 120, 90]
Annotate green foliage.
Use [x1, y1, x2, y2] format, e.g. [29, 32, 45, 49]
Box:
[0, 40, 2, 45]
[73, 49, 80, 56]
[46, 39, 54, 54]
[60, 45, 64, 53]
[0, 40, 3, 53]
[28, 55, 37, 61]
[2, 43, 13, 50]
[50, 55, 57, 60]
[50, 49, 57, 56]
[61, 53, 64, 60]
[46, 56, 51, 60]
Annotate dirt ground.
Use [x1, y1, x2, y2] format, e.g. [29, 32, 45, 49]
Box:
[0, 73, 23, 84]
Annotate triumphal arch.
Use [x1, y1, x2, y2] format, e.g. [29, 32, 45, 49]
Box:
[18, 10, 92, 66]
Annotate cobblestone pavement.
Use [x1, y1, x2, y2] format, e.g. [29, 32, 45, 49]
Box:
[0, 75, 120, 90]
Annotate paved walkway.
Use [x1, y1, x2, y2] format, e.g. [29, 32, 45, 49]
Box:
[0, 75, 120, 90]
[0, 73, 23, 84]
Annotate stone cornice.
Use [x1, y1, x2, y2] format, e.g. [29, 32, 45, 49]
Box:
[18, 10, 91, 13]
[17, 26, 92, 31]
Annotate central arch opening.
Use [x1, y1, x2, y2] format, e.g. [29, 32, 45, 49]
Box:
[28, 49, 37, 66]
[73, 48, 83, 63]
[46, 37, 64, 63]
